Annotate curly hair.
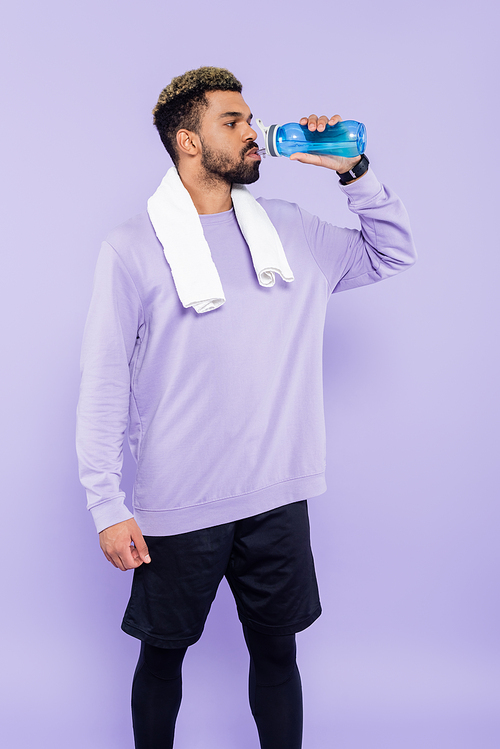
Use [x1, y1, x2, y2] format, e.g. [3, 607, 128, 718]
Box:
[153, 67, 243, 166]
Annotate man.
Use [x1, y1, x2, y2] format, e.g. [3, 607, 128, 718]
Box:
[77, 66, 416, 749]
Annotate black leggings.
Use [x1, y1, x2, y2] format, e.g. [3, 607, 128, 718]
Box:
[131, 626, 303, 749]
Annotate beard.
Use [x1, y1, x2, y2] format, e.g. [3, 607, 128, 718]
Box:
[199, 139, 261, 185]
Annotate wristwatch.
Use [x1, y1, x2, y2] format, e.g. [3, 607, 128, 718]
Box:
[337, 153, 370, 185]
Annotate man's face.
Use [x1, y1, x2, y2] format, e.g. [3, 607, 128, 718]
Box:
[197, 90, 261, 185]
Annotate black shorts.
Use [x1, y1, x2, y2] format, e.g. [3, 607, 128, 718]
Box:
[121, 500, 322, 648]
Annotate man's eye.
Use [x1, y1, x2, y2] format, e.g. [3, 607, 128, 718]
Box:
[226, 122, 236, 128]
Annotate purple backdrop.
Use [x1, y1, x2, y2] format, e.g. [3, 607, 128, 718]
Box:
[1, 1, 499, 747]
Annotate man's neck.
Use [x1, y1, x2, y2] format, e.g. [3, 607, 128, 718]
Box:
[177, 165, 232, 215]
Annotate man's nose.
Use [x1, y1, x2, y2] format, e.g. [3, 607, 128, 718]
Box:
[244, 123, 258, 141]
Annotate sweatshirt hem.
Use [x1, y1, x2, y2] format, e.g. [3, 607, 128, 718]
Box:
[134, 472, 327, 536]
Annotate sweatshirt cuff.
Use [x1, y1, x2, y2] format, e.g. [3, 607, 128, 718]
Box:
[90, 495, 134, 534]
[338, 168, 383, 206]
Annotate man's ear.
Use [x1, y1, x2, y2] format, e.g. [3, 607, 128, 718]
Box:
[176, 129, 200, 157]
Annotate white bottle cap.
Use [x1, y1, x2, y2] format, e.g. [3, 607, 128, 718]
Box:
[256, 119, 279, 157]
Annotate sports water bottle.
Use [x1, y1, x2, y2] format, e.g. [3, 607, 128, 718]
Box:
[256, 118, 366, 158]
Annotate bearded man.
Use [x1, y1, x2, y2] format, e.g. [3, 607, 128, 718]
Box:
[77, 66, 416, 749]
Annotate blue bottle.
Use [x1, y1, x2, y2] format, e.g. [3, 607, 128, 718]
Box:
[256, 118, 366, 158]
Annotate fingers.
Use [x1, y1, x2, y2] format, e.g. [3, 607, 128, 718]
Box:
[103, 543, 140, 571]
[131, 527, 151, 565]
[299, 114, 342, 132]
[289, 151, 324, 166]
[99, 518, 151, 571]
[102, 549, 119, 568]
[289, 150, 352, 172]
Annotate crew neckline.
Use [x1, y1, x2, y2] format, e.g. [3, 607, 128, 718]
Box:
[198, 207, 236, 225]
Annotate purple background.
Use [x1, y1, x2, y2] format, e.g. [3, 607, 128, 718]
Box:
[1, 1, 499, 747]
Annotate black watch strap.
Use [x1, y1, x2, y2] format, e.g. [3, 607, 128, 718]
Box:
[337, 153, 370, 185]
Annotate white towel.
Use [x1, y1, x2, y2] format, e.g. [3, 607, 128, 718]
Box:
[147, 167, 294, 313]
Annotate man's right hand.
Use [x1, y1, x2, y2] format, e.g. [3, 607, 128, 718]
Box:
[99, 518, 151, 571]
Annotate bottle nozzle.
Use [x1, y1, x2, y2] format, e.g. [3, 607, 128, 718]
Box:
[256, 118, 279, 157]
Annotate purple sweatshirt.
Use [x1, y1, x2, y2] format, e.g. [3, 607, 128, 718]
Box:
[76, 169, 416, 536]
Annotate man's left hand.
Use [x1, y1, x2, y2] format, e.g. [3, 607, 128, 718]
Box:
[289, 114, 362, 174]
